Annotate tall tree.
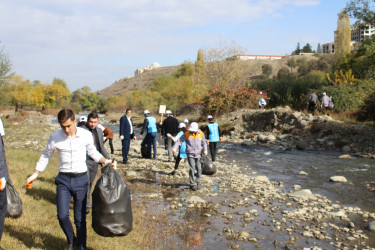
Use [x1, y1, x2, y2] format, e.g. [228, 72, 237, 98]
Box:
[317, 43, 322, 53]
[335, 9, 352, 59]
[295, 42, 301, 54]
[346, 0, 375, 25]
[287, 57, 297, 73]
[302, 43, 313, 53]
[0, 43, 12, 89]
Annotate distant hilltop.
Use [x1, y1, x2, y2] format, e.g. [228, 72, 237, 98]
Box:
[97, 54, 314, 98]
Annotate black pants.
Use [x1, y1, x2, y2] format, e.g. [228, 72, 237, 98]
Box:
[0, 186, 6, 242]
[104, 138, 114, 154]
[209, 142, 218, 162]
[86, 162, 98, 208]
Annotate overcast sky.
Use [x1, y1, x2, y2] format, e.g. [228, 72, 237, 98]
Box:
[0, 0, 347, 92]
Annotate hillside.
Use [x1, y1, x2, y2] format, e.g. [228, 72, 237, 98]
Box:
[97, 65, 180, 97]
[97, 55, 316, 97]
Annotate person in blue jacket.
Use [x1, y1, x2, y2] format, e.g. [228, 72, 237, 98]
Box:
[167, 123, 187, 175]
[205, 115, 221, 162]
[140, 110, 158, 159]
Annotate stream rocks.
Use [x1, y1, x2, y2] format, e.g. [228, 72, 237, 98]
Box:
[329, 176, 348, 183]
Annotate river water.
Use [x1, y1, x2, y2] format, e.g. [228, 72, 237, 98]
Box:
[221, 143, 375, 213]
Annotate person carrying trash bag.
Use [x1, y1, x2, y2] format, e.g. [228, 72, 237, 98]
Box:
[173, 122, 207, 191]
[26, 109, 117, 250]
[167, 123, 187, 175]
[205, 115, 221, 162]
[0, 117, 10, 249]
[92, 164, 132, 237]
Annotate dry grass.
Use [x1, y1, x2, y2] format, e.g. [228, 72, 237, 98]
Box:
[2, 148, 173, 250]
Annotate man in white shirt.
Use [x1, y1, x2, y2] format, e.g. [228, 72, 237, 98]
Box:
[26, 109, 116, 250]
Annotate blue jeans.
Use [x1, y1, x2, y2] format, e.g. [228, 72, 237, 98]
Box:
[187, 157, 201, 187]
[55, 173, 88, 250]
[146, 132, 157, 158]
[121, 139, 131, 163]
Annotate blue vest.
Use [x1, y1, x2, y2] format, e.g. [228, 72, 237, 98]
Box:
[146, 116, 157, 133]
[207, 122, 219, 142]
[177, 131, 187, 158]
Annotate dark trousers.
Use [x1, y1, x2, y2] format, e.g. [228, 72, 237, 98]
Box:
[104, 138, 114, 154]
[146, 132, 157, 158]
[55, 173, 88, 250]
[121, 139, 131, 163]
[209, 142, 218, 162]
[86, 163, 98, 209]
[0, 187, 6, 242]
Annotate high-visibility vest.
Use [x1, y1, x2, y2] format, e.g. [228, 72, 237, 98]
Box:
[207, 122, 219, 142]
[146, 116, 157, 133]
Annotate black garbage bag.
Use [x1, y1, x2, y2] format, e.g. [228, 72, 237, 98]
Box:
[200, 155, 217, 175]
[141, 138, 148, 158]
[92, 166, 133, 237]
[6, 181, 23, 218]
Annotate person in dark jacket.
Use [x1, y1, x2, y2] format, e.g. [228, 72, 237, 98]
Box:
[162, 110, 179, 162]
[205, 115, 221, 162]
[97, 124, 114, 154]
[140, 110, 158, 159]
[307, 91, 319, 114]
[119, 109, 135, 164]
[0, 118, 10, 248]
[82, 112, 110, 211]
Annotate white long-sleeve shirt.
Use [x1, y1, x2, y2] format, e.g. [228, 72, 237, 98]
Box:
[36, 127, 104, 173]
[0, 118, 4, 136]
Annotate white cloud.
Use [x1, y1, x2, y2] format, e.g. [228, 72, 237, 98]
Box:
[0, 0, 322, 91]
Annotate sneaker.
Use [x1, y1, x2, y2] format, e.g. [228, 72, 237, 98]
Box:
[197, 184, 201, 190]
[190, 186, 197, 191]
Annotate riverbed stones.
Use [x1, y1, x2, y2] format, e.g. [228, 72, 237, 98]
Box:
[329, 176, 348, 183]
[288, 189, 317, 201]
[254, 176, 270, 183]
[125, 170, 138, 177]
[338, 154, 352, 159]
[299, 171, 308, 176]
[265, 135, 276, 142]
[368, 221, 375, 231]
[186, 196, 206, 204]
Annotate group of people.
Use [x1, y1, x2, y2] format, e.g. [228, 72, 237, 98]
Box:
[307, 91, 334, 115]
[0, 107, 222, 249]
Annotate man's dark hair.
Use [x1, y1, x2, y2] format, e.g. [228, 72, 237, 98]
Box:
[57, 109, 75, 124]
[88, 111, 99, 120]
[126, 108, 131, 113]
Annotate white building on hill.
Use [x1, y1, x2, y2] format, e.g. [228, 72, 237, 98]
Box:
[237, 55, 283, 60]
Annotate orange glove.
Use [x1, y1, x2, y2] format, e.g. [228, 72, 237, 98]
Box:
[140, 135, 142, 140]
[26, 173, 38, 189]
[0, 177, 6, 191]
[207, 141, 210, 145]
[160, 136, 163, 140]
[133, 137, 136, 141]
[219, 137, 222, 142]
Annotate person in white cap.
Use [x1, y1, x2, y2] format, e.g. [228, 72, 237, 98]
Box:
[173, 122, 207, 191]
[77, 116, 87, 127]
[140, 110, 158, 159]
[321, 92, 331, 115]
[161, 110, 179, 162]
[259, 91, 266, 109]
[183, 119, 189, 129]
[167, 123, 187, 175]
[205, 115, 221, 162]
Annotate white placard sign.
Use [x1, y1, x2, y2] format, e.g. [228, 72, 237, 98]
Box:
[159, 105, 166, 114]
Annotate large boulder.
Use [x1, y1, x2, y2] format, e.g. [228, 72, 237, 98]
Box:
[288, 189, 317, 200]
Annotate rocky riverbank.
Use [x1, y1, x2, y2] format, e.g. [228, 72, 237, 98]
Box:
[216, 107, 375, 158]
[2, 109, 375, 248]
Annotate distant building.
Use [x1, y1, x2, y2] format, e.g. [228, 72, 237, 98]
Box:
[322, 42, 335, 54]
[237, 55, 283, 60]
[321, 23, 375, 54]
[135, 62, 161, 76]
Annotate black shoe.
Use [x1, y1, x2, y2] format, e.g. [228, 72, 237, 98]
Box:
[169, 171, 176, 176]
[190, 186, 197, 191]
[64, 243, 73, 250]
